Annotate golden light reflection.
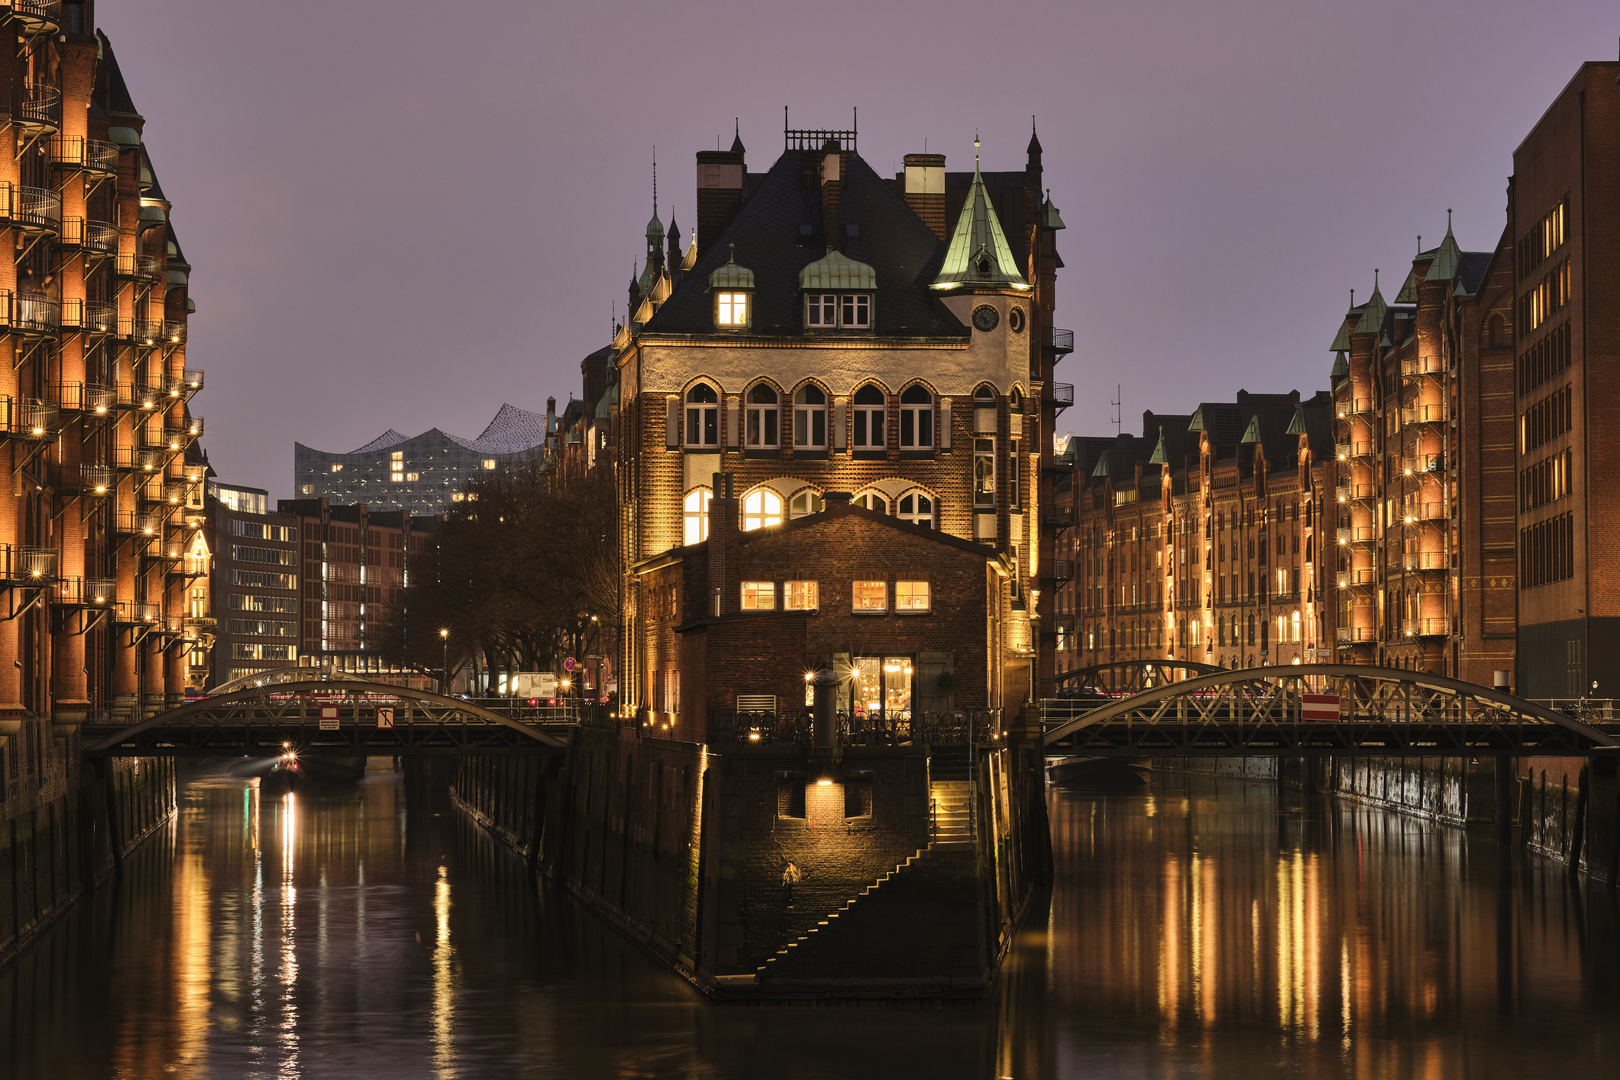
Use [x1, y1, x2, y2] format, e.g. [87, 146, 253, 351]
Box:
[433, 864, 456, 1076]
[279, 794, 300, 1076]
[173, 822, 212, 1073]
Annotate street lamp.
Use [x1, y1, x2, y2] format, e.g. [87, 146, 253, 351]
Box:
[439, 628, 450, 694]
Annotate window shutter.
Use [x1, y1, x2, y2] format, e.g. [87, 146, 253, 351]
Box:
[940, 399, 952, 450]
[665, 398, 680, 449]
[726, 396, 740, 447]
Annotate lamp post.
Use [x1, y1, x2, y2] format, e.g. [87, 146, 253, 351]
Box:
[439, 628, 450, 695]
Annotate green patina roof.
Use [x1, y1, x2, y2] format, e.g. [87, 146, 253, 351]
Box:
[931, 143, 1029, 291]
[1091, 451, 1113, 478]
[1330, 350, 1348, 380]
[1424, 220, 1461, 282]
[708, 244, 755, 290]
[108, 126, 140, 146]
[1187, 406, 1207, 432]
[186, 298, 196, 313]
[799, 249, 877, 291]
[1286, 407, 1308, 436]
[1043, 193, 1066, 231]
[1394, 269, 1419, 304]
[1148, 427, 1168, 465]
[1240, 416, 1263, 444]
[1354, 280, 1387, 334]
[1330, 311, 1359, 352]
[138, 205, 166, 224]
[166, 269, 187, 286]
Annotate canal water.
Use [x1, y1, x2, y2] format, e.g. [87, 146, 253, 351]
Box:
[3, 765, 1618, 1079]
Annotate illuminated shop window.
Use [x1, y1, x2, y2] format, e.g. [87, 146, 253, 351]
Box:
[740, 581, 776, 611]
[741, 488, 782, 531]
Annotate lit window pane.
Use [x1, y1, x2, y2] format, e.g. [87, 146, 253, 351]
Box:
[742, 489, 783, 531]
[852, 580, 886, 612]
[895, 581, 930, 611]
[784, 581, 819, 610]
[740, 582, 775, 611]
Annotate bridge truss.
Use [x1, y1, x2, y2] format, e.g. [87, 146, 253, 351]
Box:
[1054, 659, 1225, 697]
[1041, 664, 1620, 757]
[81, 680, 572, 756]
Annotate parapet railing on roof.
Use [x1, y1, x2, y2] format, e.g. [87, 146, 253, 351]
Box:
[784, 107, 856, 153]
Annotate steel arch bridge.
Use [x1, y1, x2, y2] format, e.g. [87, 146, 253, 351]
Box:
[1054, 659, 1225, 697]
[80, 680, 573, 757]
[1041, 664, 1620, 757]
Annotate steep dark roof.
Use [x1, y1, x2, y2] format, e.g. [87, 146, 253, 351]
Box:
[644, 151, 966, 339]
[97, 32, 142, 119]
[1456, 251, 1493, 295]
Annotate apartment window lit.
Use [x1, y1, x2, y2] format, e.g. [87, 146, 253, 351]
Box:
[897, 492, 934, 528]
[789, 490, 824, 518]
[974, 439, 995, 505]
[330, 463, 343, 473]
[741, 488, 782, 531]
[895, 581, 930, 611]
[740, 581, 776, 611]
[899, 385, 933, 448]
[784, 581, 819, 610]
[405, 472, 419, 482]
[745, 384, 780, 447]
[482, 459, 496, 470]
[806, 293, 837, 328]
[685, 383, 719, 446]
[852, 580, 887, 612]
[451, 493, 466, 502]
[793, 384, 827, 449]
[683, 488, 711, 545]
[715, 291, 750, 328]
[301, 484, 313, 495]
[852, 385, 885, 449]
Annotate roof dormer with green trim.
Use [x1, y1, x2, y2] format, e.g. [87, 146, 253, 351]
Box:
[931, 137, 1029, 292]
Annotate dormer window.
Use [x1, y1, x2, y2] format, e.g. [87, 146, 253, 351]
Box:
[716, 292, 749, 327]
[798, 250, 878, 332]
[708, 244, 755, 332]
[840, 294, 871, 328]
[805, 293, 871, 329]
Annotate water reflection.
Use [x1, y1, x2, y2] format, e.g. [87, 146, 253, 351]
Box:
[1, 767, 1618, 1078]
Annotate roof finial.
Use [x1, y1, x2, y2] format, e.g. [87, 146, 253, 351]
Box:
[1447, 207, 1453, 230]
[974, 129, 980, 170]
[1374, 267, 1380, 290]
[1417, 234, 1422, 253]
[652, 147, 657, 217]
[1350, 288, 1355, 307]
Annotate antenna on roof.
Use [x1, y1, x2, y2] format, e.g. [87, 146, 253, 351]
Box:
[652, 147, 657, 217]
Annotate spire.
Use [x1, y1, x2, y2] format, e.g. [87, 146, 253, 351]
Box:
[730, 118, 745, 155]
[1027, 115, 1042, 155]
[1353, 270, 1387, 334]
[1423, 208, 1461, 282]
[931, 134, 1030, 291]
[645, 149, 663, 240]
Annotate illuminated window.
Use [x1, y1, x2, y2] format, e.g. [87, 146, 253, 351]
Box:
[895, 581, 930, 611]
[683, 488, 711, 545]
[685, 383, 719, 447]
[899, 385, 933, 448]
[390, 451, 403, 461]
[451, 493, 466, 502]
[784, 581, 818, 610]
[852, 580, 887, 612]
[741, 488, 782, 531]
[852, 385, 885, 449]
[716, 291, 749, 327]
[405, 472, 419, 482]
[330, 463, 343, 473]
[300, 484, 313, 495]
[745, 384, 779, 447]
[806, 293, 837, 328]
[793, 384, 827, 449]
[740, 581, 776, 611]
[974, 438, 995, 506]
[789, 490, 824, 518]
[482, 459, 496, 470]
[897, 492, 934, 528]
[854, 491, 887, 513]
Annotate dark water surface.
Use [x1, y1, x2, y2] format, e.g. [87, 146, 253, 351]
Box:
[3, 766, 1618, 1079]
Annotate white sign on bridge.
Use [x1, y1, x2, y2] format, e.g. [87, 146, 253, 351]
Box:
[376, 706, 395, 729]
[319, 704, 339, 731]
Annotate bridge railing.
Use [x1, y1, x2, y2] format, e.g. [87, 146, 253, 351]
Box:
[708, 708, 1002, 747]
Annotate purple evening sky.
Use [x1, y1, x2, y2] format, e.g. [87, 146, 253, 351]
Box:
[101, 0, 1618, 499]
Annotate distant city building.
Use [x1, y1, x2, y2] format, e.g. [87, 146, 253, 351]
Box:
[293, 402, 555, 514]
[207, 481, 299, 687]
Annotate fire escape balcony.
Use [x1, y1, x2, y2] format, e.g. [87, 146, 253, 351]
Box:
[113, 253, 160, 281]
[111, 446, 167, 473]
[50, 136, 119, 176]
[51, 463, 112, 496]
[0, 182, 60, 235]
[0, 396, 58, 440]
[1046, 328, 1074, 357]
[114, 602, 160, 626]
[58, 297, 117, 335]
[1397, 502, 1448, 524]
[1336, 626, 1375, 644]
[1335, 568, 1379, 588]
[1400, 617, 1449, 639]
[119, 316, 164, 346]
[140, 424, 188, 452]
[15, 83, 60, 137]
[176, 555, 209, 579]
[53, 576, 117, 607]
[0, 543, 58, 583]
[0, 290, 59, 336]
[117, 382, 162, 412]
[137, 477, 188, 508]
[182, 368, 204, 394]
[57, 217, 119, 257]
[1334, 442, 1351, 461]
[163, 320, 186, 346]
[1046, 382, 1074, 411]
[1400, 355, 1447, 379]
[4, 2, 61, 36]
[113, 511, 161, 539]
[1400, 551, 1448, 572]
[1336, 525, 1376, 545]
[52, 381, 117, 415]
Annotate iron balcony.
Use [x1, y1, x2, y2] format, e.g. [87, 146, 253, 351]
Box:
[50, 462, 113, 496]
[0, 290, 59, 336]
[1047, 327, 1074, 355]
[53, 577, 117, 607]
[16, 82, 60, 136]
[57, 217, 119, 256]
[113, 253, 160, 281]
[0, 396, 58, 440]
[50, 136, 119, 175]
[6, 2, 62, 35]
[110, 446, 167, 473]
[0, 543, 58, 583]
[0, 182, 60, 235]
[113, 511, 161, 538]
[52, 382, 117, 415]
[58, 296, 116, 334]
[119, 317, 164, 346]
[1046, 382, 1075, 410]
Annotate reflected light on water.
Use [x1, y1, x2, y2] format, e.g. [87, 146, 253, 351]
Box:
[433, 864, 456, 1077]
[278, 793, 300, 1077]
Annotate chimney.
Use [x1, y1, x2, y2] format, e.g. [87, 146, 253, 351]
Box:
[904, 153, 947, 241]
[820, 139, 843, 250]
[707, 473, 738, 616]
[696, 148, 745, 261]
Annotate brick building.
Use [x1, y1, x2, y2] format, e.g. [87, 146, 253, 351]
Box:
[207, 482, 298, 687]
[613, 121, 1069, 719]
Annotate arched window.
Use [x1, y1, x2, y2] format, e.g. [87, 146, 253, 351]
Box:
[789, 490, 824, 518]
[1009, 386, 1024, 410]
[685, 383, 718, 447]
[683, 488, 711, 545]
[852, 385, 885, 449]
[899, 385, 933, 449]
[897, 492, 934, 528]
[793, 385, 827, 449]
[854, 491, 888, 513]
[745, 384, 779, 447]
[741, 488, 783, 531]
[973, 384, 996, 402]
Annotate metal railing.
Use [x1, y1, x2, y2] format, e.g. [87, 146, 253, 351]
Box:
[115, 602, 160, 624]
[0, 182, 60, 232]
[183, 368, 204, 392]
[707, 707, 1001, 747]
[163, 320, 186, 345]
[113, 511, 161, 537]
[119, 317, 164, 345]
[6, 2, 62, 32]
[0, 543, 58, 582]
[54, 577, 117, 606]
[51, 462, 112, 495]
[0, 396, 58, 439]
[1048, 328, 1074, 354]
[17, 83, 60, 130]
[0, 290, 59, 335]
[1400, 618, 1449, 638]
[1336, 626, 1375, 643]
[52, 381, 117, 414]
[1335, 568, 1377, 586]
[111, 446, 166, 473]
[51, 136, 120, 174]
[58, 296, 117, 333]
[1336, 525, 1375, 543]
[58, 217, 119, 255]
[114, 253, 160, 280]
[1047, 382, 1074, 409]
[118, 382, 161, 411]
[1400, 550, 1447, 571]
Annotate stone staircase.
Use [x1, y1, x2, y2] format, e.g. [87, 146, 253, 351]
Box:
[930, 746, 975, 849]
[756, 844, 931, 980]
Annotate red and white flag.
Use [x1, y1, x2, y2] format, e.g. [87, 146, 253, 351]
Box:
[1301, 693, 1340, 722]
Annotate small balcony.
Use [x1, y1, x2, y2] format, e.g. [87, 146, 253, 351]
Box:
[53, 382, 117, 415]
[119, 317, 164, 346]
[51, 462, 112, 496]
[163, 320, 186, 345]
[115, 602, 160, 625]
[59, 297, 117, 335]
[0, 543, 58, 583]
[53, 576, 117, 607]
[1046, 382, 1074, 411]
[1047, 328, 1074, 356]
[185, 416, 203, 438]
[1400, 551, 1448, 572]
[1400, 355, 1447, 379]
[113, 253, 160, 281]
[111, 446, 166, 473]
[137, 478, 188, 508]
[117, 383, 162, 412]
[1400, 617, 1449, 639]
[15, 82, 61, 136]
[1334, 442, 1351, 460]
[0, 290, 60, 336]
[57, 217, 119, 256]
[6, 2, 61, 36]
[1336, 626, 1375, 644]
[176, 555, 209, 579]
[183, 369, 204, 393]
[1335, 568, 1378, 588]
[0, 182, 60, 234]
[113, 511, 162, 538]
[0, 396, 58, 440]
[50, 136, 119, 175]
[1335, 525, 1375, 545]
[1396, 502, 1447, 524]
[141, 424, 186, 452]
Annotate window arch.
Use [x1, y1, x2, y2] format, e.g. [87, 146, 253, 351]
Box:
[854, 491, 888, 514]
[683, 488, 712, 545]
[685, 383, 719, 447]
[745, 383, 780, 448]
[741, 487, 783, 531]
[789, 489, 824, 518]
[852, 384, 886, 449]
[972, 383, 997, 402]
[897, 490, 934, 528]
[899, 384, 934, 449]
[1009, 386, 1024, 410]
[793, 384, 827, 450]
